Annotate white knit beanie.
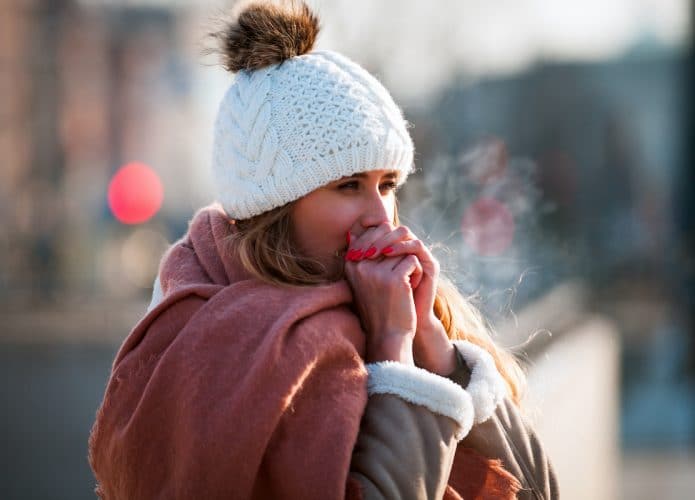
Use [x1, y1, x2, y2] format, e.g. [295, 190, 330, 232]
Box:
[211, 1, 414, 220]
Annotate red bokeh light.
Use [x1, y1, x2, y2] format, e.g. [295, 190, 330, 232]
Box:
[108, 162, 163, 224]
[461, 197, 515, 256]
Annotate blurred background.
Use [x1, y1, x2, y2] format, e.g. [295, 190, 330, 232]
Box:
[1, 0, 693, 498]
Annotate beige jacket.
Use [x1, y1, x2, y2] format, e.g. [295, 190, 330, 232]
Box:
[350, 344, 559, 499]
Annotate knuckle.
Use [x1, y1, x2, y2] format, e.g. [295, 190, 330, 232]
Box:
[404, 254, 418, 265]
[356, 229, 371, 243]
[395, 226, 409, 239]
[378, 221, 392, 233]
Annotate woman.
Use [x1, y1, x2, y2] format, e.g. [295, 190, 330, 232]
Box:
[89, 1, 559, 499]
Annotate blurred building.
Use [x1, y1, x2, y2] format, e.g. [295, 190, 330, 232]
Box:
[404, 50, 694, 448]
[1, 0, 213, 303]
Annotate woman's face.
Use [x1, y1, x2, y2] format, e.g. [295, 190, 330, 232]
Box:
[290, 169, 400, 276]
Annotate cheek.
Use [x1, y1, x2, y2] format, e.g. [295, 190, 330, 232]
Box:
[291, 200, 355, 257]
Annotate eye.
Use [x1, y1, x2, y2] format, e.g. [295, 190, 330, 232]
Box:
[380, 181, 398, 192]
[338, 181, 359, 190]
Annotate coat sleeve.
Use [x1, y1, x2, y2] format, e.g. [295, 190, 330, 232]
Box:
[447, 344, 561, 500]
[348, 362, 474, 500]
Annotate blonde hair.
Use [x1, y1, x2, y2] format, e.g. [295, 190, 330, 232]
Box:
[228, 202, 526, 405]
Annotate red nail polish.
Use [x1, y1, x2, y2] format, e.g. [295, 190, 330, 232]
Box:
[353, 249, 364, 261]
[346, 249, 360, 261]
[364, 247, 377, 258]
[382, 246, 394, 254]
[346, 232, 351, 245]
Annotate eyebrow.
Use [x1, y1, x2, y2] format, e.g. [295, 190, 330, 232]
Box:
[342, 171, 399, 180]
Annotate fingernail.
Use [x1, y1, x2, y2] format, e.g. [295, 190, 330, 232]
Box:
[346, 231, 351, 245]
[352, 249, 364, 261]
[346, 249, 361, 261]
[364, 247, 377, 258]
[382, 246, 394, 254]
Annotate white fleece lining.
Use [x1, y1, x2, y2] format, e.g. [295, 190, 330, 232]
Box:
[366, 362, 474, 440]
[147, 275, 164, 313]
[451, 340, 507, 424]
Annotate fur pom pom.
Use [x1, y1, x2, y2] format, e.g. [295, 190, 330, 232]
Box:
[216, 0, 320, 73]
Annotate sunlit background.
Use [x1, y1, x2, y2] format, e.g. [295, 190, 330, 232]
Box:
[1, 0, 693, 498]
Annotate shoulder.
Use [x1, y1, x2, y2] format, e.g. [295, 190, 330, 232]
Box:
[209, 279, 365, 352]
[291, 289, 366, 353]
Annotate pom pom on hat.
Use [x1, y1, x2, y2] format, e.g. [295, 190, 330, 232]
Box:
[218, 0, 320, 72]
[210, 1, 415, 220]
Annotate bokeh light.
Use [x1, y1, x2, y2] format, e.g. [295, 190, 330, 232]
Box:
[107, 162, 163, 224]
[461, 197, 515, 256]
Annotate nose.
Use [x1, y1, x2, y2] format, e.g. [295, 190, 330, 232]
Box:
[358, 190, 393, 230]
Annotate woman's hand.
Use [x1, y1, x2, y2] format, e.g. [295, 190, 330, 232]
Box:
[346, 224, 456, 376]
[344, 224, 421, 365]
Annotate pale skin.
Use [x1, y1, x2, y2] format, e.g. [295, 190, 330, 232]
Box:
[290, 169, 457, 376]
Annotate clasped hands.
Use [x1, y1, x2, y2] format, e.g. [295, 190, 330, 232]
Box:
[343, 223, 457, 376]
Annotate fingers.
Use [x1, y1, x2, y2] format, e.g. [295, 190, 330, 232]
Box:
[346, 224, 416, 262]
[379, 238, 440, 291]
[379, 239, 438, 272]
[345, 250, 422, 291]
[344, 224, 434, 291]
[346, 222, 395, 261]
[392, 254, 423, 289]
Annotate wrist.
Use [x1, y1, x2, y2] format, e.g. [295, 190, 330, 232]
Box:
[414, 320, 457, 376]
[367, 333, 415, 365]
[417, 342, 457, 376]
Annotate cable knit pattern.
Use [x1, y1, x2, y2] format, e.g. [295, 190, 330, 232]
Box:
[212, 50, 415, 219]
[452, 340, 508, 424]
[366, 362, 475, 441]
